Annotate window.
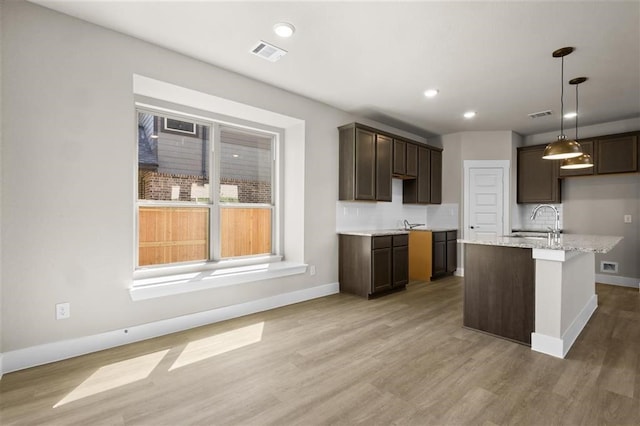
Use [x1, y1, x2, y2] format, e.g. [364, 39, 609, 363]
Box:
[136, 110, 277, 268]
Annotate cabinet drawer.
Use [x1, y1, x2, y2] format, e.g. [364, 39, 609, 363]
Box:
[372, 236, 392, 249]
[393, 234, 409, 247]
[433, 231, 446, 242]
[446, 230, 457, 241]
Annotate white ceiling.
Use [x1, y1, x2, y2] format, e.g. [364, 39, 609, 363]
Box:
[31, 1, 640, 138]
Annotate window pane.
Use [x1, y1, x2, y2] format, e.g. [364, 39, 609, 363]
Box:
[219, 128, 272, 204]
[138, 206, 209, 266]
[220, 207, 271, 258]
[219, 127, 273, 258]
[137, 111, 211, 267]
[138, 112, 210, 203]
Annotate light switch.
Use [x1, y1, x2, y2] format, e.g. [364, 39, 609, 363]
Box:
[624, 215, 632, 223]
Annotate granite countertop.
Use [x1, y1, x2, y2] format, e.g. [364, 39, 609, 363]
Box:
[338, 228, 457, 237]
[458, 234, 623, 254]
[338, 229, 409, 237]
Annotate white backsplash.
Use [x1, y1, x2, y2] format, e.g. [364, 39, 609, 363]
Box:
[426, 203, 459, 229]
[516, 203, 564, 231]
[336, 180, 459, 232]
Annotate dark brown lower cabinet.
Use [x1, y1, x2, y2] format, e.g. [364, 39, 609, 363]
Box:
[463, 244, 535, 345]
[431, 230, 457, 280]
[339, 233, 408, 298]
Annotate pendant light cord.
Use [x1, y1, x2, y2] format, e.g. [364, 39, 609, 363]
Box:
[560, 56, 565, 136]
[575, 83, 579, 140]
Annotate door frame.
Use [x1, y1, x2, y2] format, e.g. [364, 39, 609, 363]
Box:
[463, 160, 511, 239]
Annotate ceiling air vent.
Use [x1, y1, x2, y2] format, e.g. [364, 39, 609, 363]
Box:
[250, 40, 287, 62]
[528, 110, 553, 119]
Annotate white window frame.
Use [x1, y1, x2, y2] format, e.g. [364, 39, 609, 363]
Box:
[130, 75, 307, 301]
[136, 106, 282, 269]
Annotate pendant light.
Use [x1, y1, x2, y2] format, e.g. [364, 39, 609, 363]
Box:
[542, 47, 583, 160]
[561, 77, 594, 169]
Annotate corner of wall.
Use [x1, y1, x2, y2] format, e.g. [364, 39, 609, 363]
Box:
[0, 0, 5, 368]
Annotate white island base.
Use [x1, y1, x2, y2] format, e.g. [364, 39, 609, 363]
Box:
[531, 249, 597, 358]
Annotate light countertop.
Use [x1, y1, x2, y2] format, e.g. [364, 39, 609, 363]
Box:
[458, 234, 623, 254]
[338, 228, 457, 237]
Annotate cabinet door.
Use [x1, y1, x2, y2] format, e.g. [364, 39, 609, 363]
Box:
[372, 248, 392, 293]
[432, 241, 446, 277]
[430, 149, 442, 204]
[596, 135, 638, 174]
[406, 143, 418, 177]
[559, 139, 595, 177]
[446, 239, 457, 273]
[417, 146, 431, 204]
[392, 139, 406, 176]
[354, 128, 376, 200]
[376, 134, 392, 201]
[517, 145, 561, 204]
[392, 245, 409, 287]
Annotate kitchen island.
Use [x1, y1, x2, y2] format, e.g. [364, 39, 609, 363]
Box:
[458, 234, 622, 358]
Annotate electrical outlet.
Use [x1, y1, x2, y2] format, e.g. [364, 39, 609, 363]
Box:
[309, 265, 316, 276]
[56, 302, 70, 320]
[624, 215, 632, 223]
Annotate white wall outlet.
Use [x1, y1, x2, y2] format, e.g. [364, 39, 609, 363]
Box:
[56, 302, 70, 320]
[624, 214, 632, 223]
[309, 265, 316, 276]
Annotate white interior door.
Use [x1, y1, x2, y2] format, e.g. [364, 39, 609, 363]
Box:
[464, 162, 509, 240]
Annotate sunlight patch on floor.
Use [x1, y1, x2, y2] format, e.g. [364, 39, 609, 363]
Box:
[169, 322, 264, 371]
[54, 350, 169, 408]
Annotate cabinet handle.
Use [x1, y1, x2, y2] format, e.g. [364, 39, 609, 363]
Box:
[470, 225, 476, 229]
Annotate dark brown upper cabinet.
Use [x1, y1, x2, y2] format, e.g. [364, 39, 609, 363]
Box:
[559, 139, 595, 178]
[406, 143, 418, 177]
[596, 133, 638, 175]
[517, 145, 561, 204]
[430, 149, 443, 204]
[392, 139, 418, 179]
[339, 124, 389, 201]
[403, 146, 431, 204]
[339, 122, 442, 203]
[392, 139, 406, 176]
[375, 134, 392, 201]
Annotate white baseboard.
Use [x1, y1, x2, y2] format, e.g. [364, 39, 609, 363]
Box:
[1, 282, 339, 375]
[531, 294, 597, 359]
[455, 267, 464, 277]
[595, 274, 639, 289]
[531, 333, 564, 358]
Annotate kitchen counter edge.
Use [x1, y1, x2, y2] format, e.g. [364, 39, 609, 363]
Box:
[458, 234, 622, 254]
[338, 228, 457, 237]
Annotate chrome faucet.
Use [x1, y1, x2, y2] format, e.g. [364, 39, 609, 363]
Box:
[530, 204, 561, 241]
[403, 219, 425, 230]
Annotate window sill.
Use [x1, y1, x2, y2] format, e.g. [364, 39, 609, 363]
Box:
[130, 258, 308, 301]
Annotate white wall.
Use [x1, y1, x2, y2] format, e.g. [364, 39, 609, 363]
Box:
[441, 131, 518, 271]
[0, 0, 4, 368]
[0, 1, 427, 355]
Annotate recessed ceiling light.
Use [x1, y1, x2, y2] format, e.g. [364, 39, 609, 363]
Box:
[232, 154, 240, 158]
[564, 112, 577, 119]
[463, 111, 476, 119]
[273, 22, 295, 38]
[424, 89, 439, 98]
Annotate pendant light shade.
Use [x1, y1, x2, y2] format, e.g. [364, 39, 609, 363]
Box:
[543, 47, 583, 160]
[561, 154, 593, 169]
[561, 77, 593, 169]
[543, 136, 583, 160]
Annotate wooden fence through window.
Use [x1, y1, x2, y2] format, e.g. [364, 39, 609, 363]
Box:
[138, 206, 271, 266]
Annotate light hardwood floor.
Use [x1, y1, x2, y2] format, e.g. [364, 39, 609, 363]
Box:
[1, 277, 639, 425]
